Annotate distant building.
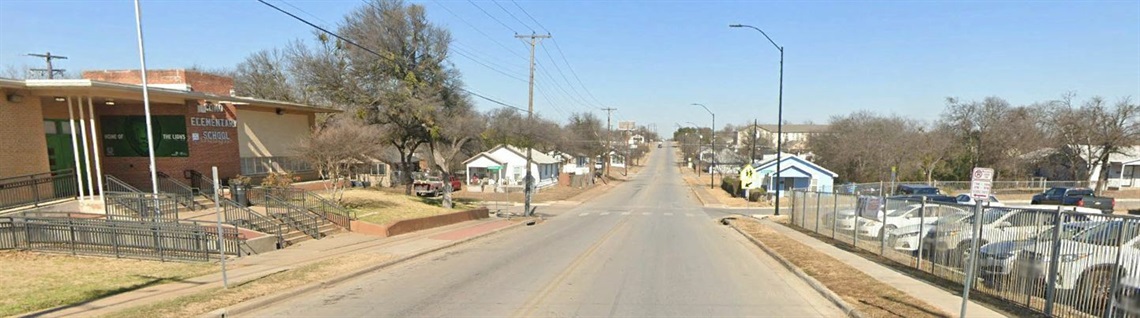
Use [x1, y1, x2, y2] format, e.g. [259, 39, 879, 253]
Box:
[735, 124, 828, 154]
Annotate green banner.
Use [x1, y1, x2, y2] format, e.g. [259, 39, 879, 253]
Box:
[101, 116, 189, 157]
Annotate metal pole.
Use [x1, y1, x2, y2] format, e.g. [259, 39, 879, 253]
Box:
[832, 193, 838, 239]
[1044, 206, 1064, 315]
[212, 167, 228, 289]
[134, 0, 161, 218]
[77, 97, 94, 204]
[711, 113, 715, 189]
[815, 191, 822, 233]
[880, 197, 888, 256]
[87, 97, 105, 205]
[66, 97, 85, 201]
[775, 47, 784, 216]
[917, 198, 926, 269]
[959, 201, 984, 318]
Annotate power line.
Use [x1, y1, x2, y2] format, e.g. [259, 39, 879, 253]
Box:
[256, 0, 525, 111]
[551, 39, 608, 108]
[450, 46, 527, 82]
[430, 0, 528, 60]
[539, 44, 598, 108]
[510, 0, 549, 34]
[467, 0, 517, 34]
[280, 0, 333, 28]
[491, 0, 533, 33]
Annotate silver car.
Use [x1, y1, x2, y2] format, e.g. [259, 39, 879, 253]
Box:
[978, 221, 1105, 289]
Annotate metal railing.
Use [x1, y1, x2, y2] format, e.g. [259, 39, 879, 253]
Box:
[105, 191, 181, 222]
[253, 187, 354, 230]
[0, 170, 77, 210]
[789, 189, 1140, 317]
[105, 175, 142, 193]
[0, 215, 241, 262]
[258, 194, 321, 239]
[220, 198, 284, 248]
[189, 170, 216, 202]
[157, 172, 203, 211]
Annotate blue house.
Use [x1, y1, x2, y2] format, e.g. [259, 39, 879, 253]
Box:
[752, 155, 837, 196]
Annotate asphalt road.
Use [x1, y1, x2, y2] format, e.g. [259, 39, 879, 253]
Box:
[246, 148, 844, 317]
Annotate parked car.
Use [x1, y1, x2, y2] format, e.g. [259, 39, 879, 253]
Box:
[889, 194, 958, 204]
[889, 212, 972, 253]
[1031, 187, 1115, 213]
[955, 194, 1004, 207]
[1017, 220, 1140, 306]
[857, 204, 969, 238]
[978, 221, 1106, 289]
[895, 184, 941, 196]
[822, 208, 882, 232]
[925, 207, 1098, 267]
[412, 173, 462, 197]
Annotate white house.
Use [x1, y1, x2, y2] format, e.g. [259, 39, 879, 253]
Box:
[462, 145, 561, 191]
[1083, 146, 1140, 189]
[748, 154, 838, 197]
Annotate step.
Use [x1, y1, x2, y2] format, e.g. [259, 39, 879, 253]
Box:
[283, 231, 313, 244]
[317, 223, 343, 236]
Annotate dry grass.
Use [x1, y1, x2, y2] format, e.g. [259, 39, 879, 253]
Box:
[734, 219, 952, 318]
[104, 252, 393, 318]
[339, 189, 480, 225]
[0, 251, 215, 317]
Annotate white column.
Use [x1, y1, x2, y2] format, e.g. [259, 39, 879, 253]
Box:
[88, 96, 105, 201]
[78, 95, 95, 201]
[67, 96, 86, 200]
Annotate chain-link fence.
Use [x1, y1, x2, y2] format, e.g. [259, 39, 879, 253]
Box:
[790, 189, 1140, 317]
[835, 181, 1090, 196]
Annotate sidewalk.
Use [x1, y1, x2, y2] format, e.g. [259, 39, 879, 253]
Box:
[755, 218, 1007, 317]
[25, 218, 522, 318]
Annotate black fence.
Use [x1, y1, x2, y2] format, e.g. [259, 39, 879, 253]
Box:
[0, 170, 77, 210]
[0, 216, 241, 262]
[157, 172, 203, 211]
[257, 192, 321, 239]
[251, 187, 353, 230]
[221, 198, 284, 247]
[105, 191, 181, 222]
[790, 190, 1140, 318]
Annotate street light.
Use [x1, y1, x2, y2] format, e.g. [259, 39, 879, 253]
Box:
[730, 23, 785, 216]
[692, 103, 715, 189]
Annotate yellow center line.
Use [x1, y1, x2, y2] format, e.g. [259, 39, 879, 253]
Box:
[512, 215, 633, 317]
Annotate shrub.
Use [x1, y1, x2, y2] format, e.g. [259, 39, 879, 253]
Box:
[261, 171, 297, 188]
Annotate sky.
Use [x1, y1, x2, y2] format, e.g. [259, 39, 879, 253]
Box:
[2, 0, 1138, 133]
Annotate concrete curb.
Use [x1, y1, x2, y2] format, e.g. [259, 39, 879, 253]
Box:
[202, 220, 530, 318]
[727, 220, 866, 318]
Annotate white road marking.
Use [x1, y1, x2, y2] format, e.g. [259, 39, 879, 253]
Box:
[685, 213, 694, 217]
[621, 212, 631, 215]
[664, 212, 674, 216]
[579, 213, 590, 216]
[642, 212, 651, 216]
[601, 212, 610, 216]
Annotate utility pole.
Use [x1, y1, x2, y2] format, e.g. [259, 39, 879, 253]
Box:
[751, 119, 758, 164]
[516, 33, 550, 217]
[27, 52, 68, 79]
[601, 107, 616, 178]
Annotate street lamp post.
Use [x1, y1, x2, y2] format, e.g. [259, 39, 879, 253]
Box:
[730, 23, 784, 216]
[692, 103, 715, 189]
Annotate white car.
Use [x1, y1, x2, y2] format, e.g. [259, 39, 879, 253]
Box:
[927, 207, 1106, 267]
[1018, 220, 1140, 305]
[1112, 274, 1140, 317]
[889, 212, 972, 252]
[857, 204, 970, 238]
[955, 194, 1004, 206]
[822, 208, 883, 232]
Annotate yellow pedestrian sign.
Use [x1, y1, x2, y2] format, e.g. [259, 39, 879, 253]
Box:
[740, 164, 756, 189]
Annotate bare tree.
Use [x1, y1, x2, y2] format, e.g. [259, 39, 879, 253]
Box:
[296, 118, 386, 202]
[233, 49, 298, 102]
[809, 111, 920, 183]
[425, 96, 484, 208]
[1083, 97, 1140, 194]
[566, 112, 606, 182]
[914, 124, 955, 183]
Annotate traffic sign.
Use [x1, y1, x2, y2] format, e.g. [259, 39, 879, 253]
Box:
[970, 167, 994, 200]
[740, 165, 755, 189]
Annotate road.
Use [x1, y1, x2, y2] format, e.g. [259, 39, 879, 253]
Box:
[246, 147, 844, 317]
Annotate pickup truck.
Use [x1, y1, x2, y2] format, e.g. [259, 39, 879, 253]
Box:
[1030, 187, 1115, 213]
[412, 174, 462, 197]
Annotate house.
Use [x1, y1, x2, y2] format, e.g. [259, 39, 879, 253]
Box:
[747, 154, 838, 197]
[462, 145, 560, 192]
[735, 124, 828, 154]
[1083, 146, 1140, 189]
[1021, 145, 1140, 189]
[628, 134, 645, 145]
[608, 151, 627, 168]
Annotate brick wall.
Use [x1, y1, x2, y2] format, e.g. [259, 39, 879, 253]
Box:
[0, 89, 50, 178]
[82, 69, 234, 96]
[95, 100, 241, 188]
